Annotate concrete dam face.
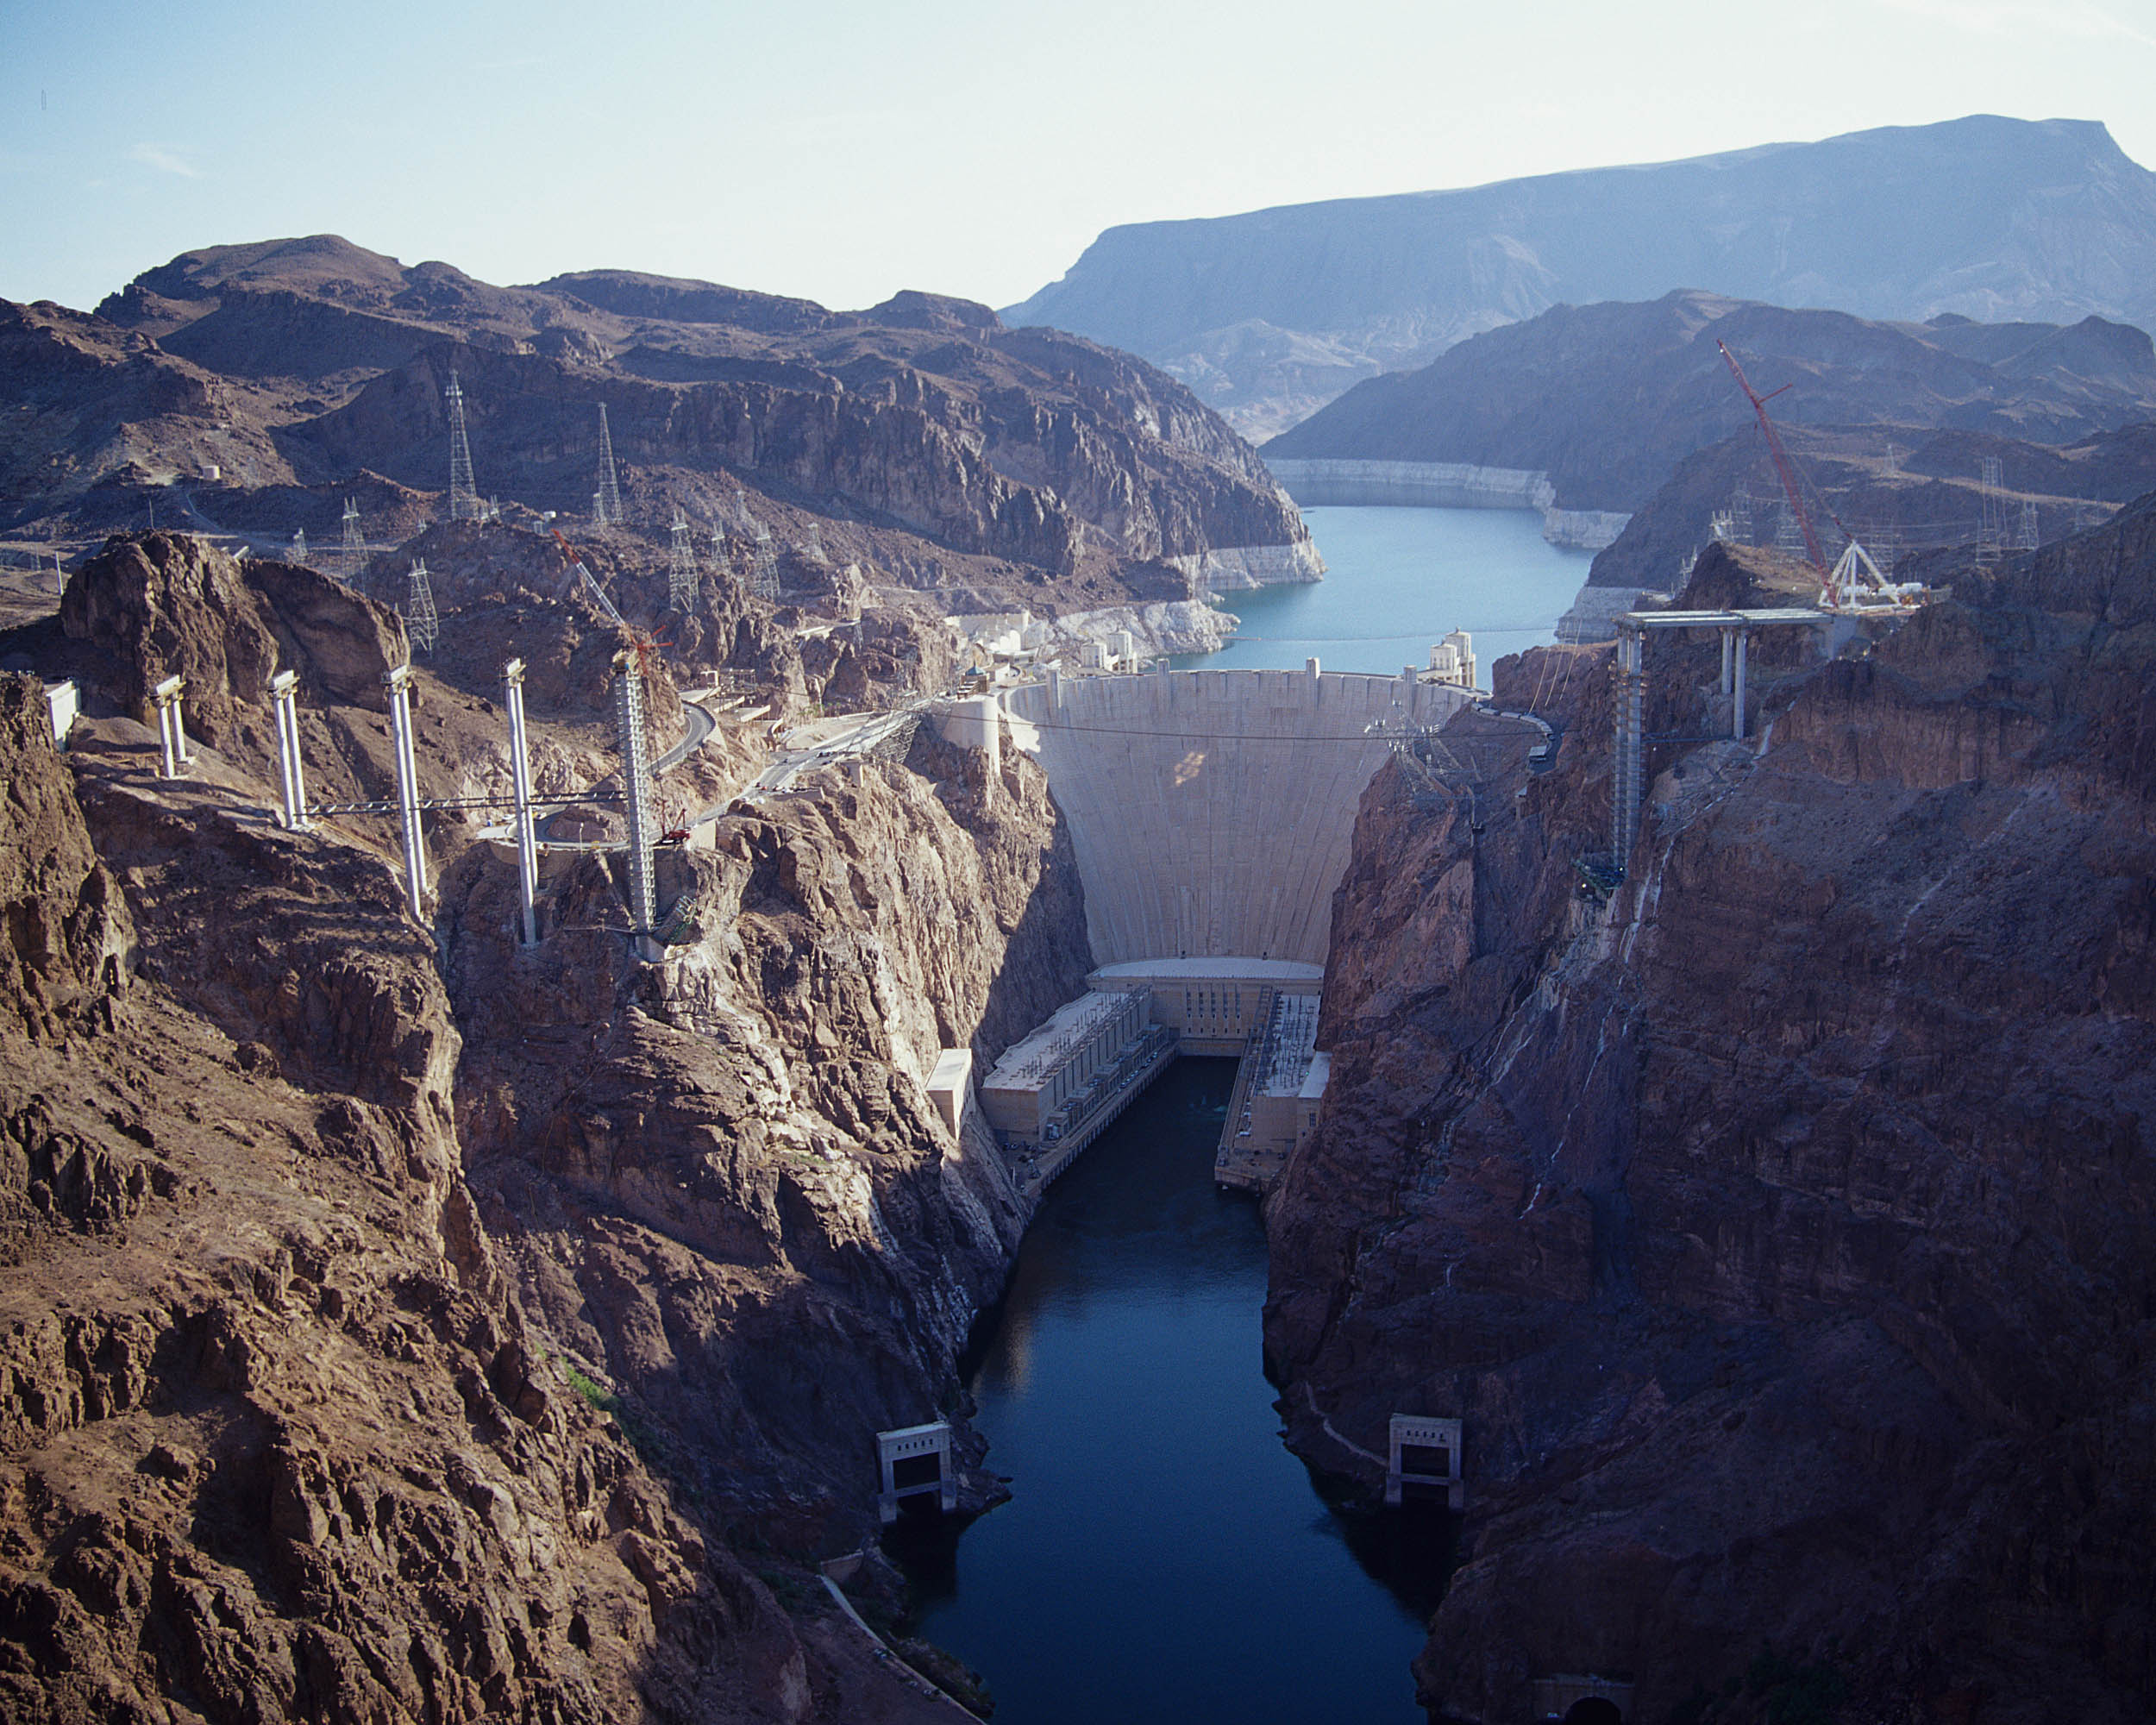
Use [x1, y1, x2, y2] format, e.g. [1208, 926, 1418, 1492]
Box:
[1002, 667, 1476, 967]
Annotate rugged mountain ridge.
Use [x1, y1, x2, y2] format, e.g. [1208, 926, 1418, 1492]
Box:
[1009, 116, 2156, 438]
[1268, 529, 2156, 1722]
[4, 235, 1318, 618]
[1264, 289, 2156, 511]
[0, 531, 1094, 1722]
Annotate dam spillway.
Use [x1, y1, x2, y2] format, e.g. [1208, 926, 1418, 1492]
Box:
[1002, 666, 1476, 968]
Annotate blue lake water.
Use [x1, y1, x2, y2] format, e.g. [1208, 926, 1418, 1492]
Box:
[896, 510, 1530, 1722]
[1180, 504, 1592, 675]
[899, 1059, 1454, 1725]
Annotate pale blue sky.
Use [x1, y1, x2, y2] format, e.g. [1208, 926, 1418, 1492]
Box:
[3, 0, 2153, 316]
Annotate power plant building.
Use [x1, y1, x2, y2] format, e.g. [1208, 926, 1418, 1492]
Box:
[979, 987, 1156, 1145]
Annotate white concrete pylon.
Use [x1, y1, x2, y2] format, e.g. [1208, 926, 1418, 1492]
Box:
[505, 659, 540, 946]
[383, 664, 429, 919]
[1733, 630, 1749, 738]
[150, 674, 191, 781]
[268, 671, 307, 825]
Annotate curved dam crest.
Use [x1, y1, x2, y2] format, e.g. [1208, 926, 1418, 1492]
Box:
[998, 666, 1476, 968]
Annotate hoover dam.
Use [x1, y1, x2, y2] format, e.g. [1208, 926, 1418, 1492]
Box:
[997, 662, 1475, 968]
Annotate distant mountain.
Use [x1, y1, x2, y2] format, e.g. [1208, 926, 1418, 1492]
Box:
[3, 235, 1315, 611]
[1006, 116, 2156, 439]
[1264, 290, 2156, 511]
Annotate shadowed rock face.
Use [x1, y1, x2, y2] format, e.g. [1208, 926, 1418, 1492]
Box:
[1266, 527, 2156, 1722]
[1009, 115, 2156, 439]
[0, 533, 1090, 1722]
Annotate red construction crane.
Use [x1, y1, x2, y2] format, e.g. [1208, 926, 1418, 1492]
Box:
[1718, 340, 1827, 574]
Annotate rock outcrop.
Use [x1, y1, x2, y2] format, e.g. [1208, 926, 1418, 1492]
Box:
[1267, 530, 2156, 1722]
[0, 532, 1094, 1721]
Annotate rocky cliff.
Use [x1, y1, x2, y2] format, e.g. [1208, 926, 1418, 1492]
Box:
[1264, 290, 2156, 512]
[0, 532, 1094, 1722]
[1267, 530, 2156, 1722]
[1010, 116, 2156, 440]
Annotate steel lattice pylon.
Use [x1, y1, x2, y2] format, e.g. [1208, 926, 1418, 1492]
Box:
[594, 404, 624, 526]
[339, 499, 365, 590]
[668, 511, 697, 608]
[404, 560, 440, 655]
[445, 373, 481, 523]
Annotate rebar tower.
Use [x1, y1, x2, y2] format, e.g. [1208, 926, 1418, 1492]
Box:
[339, 499, 365, 589]
[668, 511, 697, 608]
[613, 650, 659, 947]
[800, 521, 829, 565]
[594, 404, 624, 527]
[291, 528, 308, 565]
[445, 373, 481, 523]
[404, 560, 440, 655]
[2017, 499, 2040, 551]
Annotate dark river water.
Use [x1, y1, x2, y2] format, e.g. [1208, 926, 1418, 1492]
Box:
[898, 1058, 1452, 1725]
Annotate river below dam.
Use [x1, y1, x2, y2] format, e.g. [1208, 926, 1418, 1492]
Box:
[897, 1058, 1451, 1725]
[1181, 502, 1593, 674]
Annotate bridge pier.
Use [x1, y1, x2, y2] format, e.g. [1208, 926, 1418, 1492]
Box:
[268, 672, 308, 827]
[382, 664, 429, 919]
[505, 659, 539, 946]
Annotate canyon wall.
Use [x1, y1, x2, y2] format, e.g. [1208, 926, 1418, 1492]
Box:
[0, 534, 1089, 1722]
[1268, 530, 2156, 1722]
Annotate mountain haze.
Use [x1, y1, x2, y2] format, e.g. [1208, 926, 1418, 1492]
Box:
[1006, 116, 2156, 438]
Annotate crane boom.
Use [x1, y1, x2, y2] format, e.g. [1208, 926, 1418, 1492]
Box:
[1718, 341, 1827, 574]
[550, 529, 630, 632]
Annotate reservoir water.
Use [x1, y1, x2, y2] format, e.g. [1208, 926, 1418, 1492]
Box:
[1181, 503, 1592, 674]
[901, 1060, 1451, 1725]
[899, 509, 1534, 1721]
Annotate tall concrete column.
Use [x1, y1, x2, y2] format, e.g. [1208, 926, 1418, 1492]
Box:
[1611, 624, 1645, 870]
[505, 658, 539, 946]
[613, 650, 659, 955]
[268, 671, 307, 826]
[1733, 630, 1749, 738]
[150, 674, 191, 780]
[1720, 628, 1734, 694]
[382, 664, 428, 919]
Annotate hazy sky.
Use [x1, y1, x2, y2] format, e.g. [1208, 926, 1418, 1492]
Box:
[4, 0, 2153, 317]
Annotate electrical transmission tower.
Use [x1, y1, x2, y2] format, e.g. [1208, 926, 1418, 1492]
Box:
[1977, 455, 2005, 564]
[445, 373, 481, 523]
[668, 511, 698, 608]
[2017, 499, 2040, 551]
[404, 560, 440, 655]
[750, 521, 780, 600]
[594, 404, 624, 527]
[339, 499, 365, 589]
